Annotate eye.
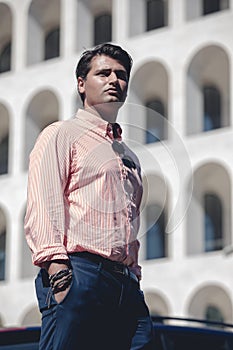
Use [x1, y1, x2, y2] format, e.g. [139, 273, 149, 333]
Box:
[98, 70, 110, 77]
[116, 71, 128, 81]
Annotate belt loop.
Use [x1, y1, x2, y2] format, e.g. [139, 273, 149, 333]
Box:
[125, 265, 129, 277]
[98, 261, 103, 272]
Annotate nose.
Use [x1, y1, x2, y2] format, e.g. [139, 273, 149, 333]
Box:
[109, 71, 118, 84]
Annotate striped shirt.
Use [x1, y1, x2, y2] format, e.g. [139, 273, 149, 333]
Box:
[24, 109, 143, 277]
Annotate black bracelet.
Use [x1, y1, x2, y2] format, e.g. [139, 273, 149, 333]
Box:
[49, 268, 72, 287]
[52, 274, 73, 294]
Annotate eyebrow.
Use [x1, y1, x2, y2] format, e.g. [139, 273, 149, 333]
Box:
[95, 68, 111, 74]
[95, 68, 128, 79]
[95, 68, 126, 73]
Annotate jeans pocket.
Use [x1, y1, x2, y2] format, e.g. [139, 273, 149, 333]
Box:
[35, 269, 56, 311]
[55, 277, 74, 305]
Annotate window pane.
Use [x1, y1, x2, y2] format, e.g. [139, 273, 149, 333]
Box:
[0, 135, 9, 175]
[147, 0, 166, 31]
[205, 305, 224, 323]
[146, 100, 165, 143]
[45, 28, 60, 60]
[0, 230, 6, 280]
[204, 194, 223, 252]
[0, 42, 11, 73]
[203, 0, 220, 15]
[146, 205, 166, 259]
[203, 86, 221, 131]
[94, 13, 112, 45]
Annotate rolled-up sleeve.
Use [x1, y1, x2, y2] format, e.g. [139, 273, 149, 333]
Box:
[24, 122, 71, 266]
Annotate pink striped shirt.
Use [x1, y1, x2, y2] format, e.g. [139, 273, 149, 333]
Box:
[24, 109, 143, 277]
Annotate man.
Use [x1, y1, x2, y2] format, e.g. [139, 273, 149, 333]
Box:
[25, 43, 154, 350]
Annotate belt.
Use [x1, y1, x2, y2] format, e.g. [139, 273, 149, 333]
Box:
[72, 252, 139, 284]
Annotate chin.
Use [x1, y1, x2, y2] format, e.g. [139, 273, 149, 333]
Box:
[95, 101, 123, 116]
[107, 96, 123, 104]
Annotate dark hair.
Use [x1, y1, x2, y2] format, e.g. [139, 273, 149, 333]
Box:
[75, 43, 133, 103]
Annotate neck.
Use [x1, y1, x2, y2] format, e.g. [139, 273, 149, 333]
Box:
[84, 102, 122, 123]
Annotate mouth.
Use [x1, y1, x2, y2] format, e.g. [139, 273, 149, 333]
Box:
[105, 88, 121, 99]
[106, 88, 118, 93]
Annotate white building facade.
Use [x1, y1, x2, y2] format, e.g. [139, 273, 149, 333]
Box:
[0, 0, 233, 327]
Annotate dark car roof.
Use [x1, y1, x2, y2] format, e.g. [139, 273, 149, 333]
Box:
[0, 327, 40, 349]
[1, 317, 233, 350]
[152, 315, 233, 333]
[152, 316, 233, 350]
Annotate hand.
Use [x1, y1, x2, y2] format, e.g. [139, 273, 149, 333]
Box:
[47, 261, 72, 304]
[54, 285, 71, 304]
[47, 261, 69, 276]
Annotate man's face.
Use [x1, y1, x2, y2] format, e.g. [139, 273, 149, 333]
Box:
[78, 55, 129, 109]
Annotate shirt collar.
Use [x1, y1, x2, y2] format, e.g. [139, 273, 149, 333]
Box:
[75, 108, 108, 130]
[75, 108, 122, 141]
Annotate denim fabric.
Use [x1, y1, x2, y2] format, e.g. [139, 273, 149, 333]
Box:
[35, 255, 154, 350]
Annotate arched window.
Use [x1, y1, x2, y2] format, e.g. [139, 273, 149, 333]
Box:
[21, 306, 41, 326]
[146, 0, 167, 31]
[187, 46, 229, 135]
[24, 90, 59, 170]
[20, 208, 38, 279]
[0, 135, 9, 175]
[27, 0, 61, 65]
[203, 86, 221, 131]
[203, 0, 220, 15]
[45, 27, 60, 60]
[0, 209, 6, 281]
[94, 13, 112, 45]
[204, 193, 223, 252]
[146, 204, 166, 259]
[0, 105, 9, 175]
[146, 99, 165, 143]
[0, 42, 11, 73]
[0, 230, 6, 281]
[205, 305, 224, 323]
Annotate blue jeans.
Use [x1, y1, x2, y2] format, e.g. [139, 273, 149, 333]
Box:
[35, 254, 154, 350]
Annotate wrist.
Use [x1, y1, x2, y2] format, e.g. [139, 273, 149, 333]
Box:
[46, 260, 70, 275]
[49, 268, 73, 294]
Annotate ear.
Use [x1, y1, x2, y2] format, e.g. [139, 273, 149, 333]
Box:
[77, 77, 85, 94]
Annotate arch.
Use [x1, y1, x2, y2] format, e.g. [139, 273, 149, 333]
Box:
[186, 162, 231, 255]
[20, 305, 41, 326]
[186, 283, 232, 323]
[0, 207, 7, 281]
[76, 0, 112, 51]
[129, 61, 169, 144]
[24, 89, 59, 170]
[27, 0, 61, 65]
[144, 290, 171, 316]
[0, 3, 12, 73]
[0, 103, 10, 175]
[186, 44, 230, 135]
